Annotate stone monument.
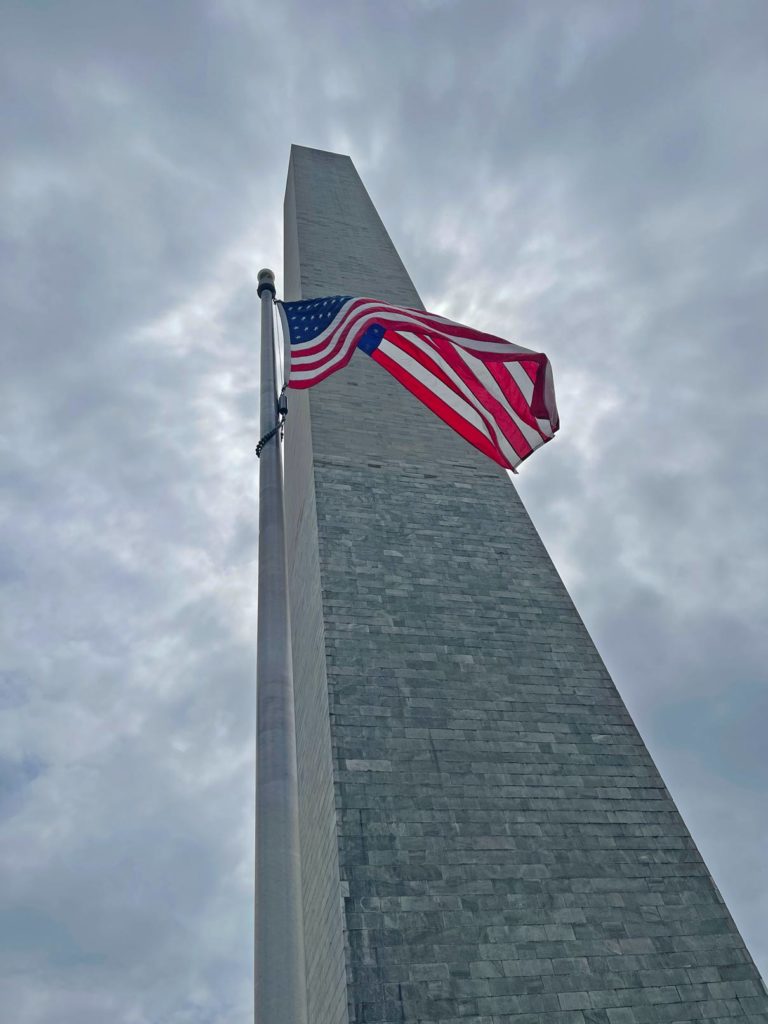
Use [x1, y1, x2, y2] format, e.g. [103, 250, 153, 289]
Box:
[281, 144, 767, 1024]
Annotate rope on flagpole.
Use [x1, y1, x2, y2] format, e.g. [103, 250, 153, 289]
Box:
[255, 384, 288, 458]
[273, 299, 286, 388]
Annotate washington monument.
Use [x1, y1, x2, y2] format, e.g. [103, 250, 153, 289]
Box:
[255, 145, 768, 1024]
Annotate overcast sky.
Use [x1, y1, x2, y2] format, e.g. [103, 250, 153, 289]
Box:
[2, 1, 767, 1021]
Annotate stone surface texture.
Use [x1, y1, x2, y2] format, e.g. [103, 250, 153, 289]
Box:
[282, 145, 768, 1024]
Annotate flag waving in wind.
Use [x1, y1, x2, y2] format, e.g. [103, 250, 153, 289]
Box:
[278, 296, 559, 471]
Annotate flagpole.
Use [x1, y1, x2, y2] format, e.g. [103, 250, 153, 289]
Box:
[255, 268, 307, 1024]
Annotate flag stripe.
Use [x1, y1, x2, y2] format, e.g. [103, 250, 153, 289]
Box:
[389, 336, 523, 468]
[290, 301, 548, 377]
[290, 299, 536, 360]
[279, 295, 559, 471]
[457, 349, 548, 445]
[418, 332, 546, 450]
[371, 344, 508, 467]
[378, 339, 496, 442]
[485, 360, 553, 440]
[392, 331, 533, 463]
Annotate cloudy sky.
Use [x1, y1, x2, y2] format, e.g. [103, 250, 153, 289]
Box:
[2, 1, 767, 1021]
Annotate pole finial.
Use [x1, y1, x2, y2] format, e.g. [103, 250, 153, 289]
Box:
[257, 268, 276, 297]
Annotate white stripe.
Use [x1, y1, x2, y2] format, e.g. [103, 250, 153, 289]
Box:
[289, 301, 402, 382]
[287, 302, 554, 445]
[377, 339, 496, 442]
[287, 298, 540, 370]
[290, 306, 417, 378]
[289, 299, 380, 362]
[405, 309, 536, 357]
[488, 359, 554, 438]
[290, 307, 483, 381]
[397, 333, 523, 466]
[456, 346, 561, 438]
[504, 361, 534, 403]
[450, 344, 549, 449]
[277, 302, 292, 384]
[430, 327, 541, 383]
[435, 331, 532, 357]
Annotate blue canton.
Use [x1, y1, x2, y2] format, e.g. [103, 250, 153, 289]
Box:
[357, 323, 385, 355]
[281, 296, 352, 345]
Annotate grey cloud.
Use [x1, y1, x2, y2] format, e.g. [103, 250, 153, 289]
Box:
[2, 0, 767, 1019]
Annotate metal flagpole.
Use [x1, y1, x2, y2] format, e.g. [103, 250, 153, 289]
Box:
[255, 268, 307, 1024]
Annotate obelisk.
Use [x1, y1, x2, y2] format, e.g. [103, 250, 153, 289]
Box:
[281, 145, 767, 1024]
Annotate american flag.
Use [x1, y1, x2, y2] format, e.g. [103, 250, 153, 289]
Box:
[278, 296, 559, 471]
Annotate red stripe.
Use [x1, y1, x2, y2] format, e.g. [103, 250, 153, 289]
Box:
[286, 300, 558, 440]
[290, 301, 548, 373]
[386, 332, 472, 404]
[377, 304, 534, 352]
[386, 330, 521, 458]
[488, 360, 552, 429]
[403, 331, 534, 459]
[371, 347, 512, 469]
[286, 297, 549, 365]
[288, 298, 371, 359]
[288, 317, 375, 388]
[485, 361, 548, 440]
[521, 359, 538, 385]
[291, 320, 364, 373]
[291, 301, 438, 369]
[287, 351, 353, 388]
